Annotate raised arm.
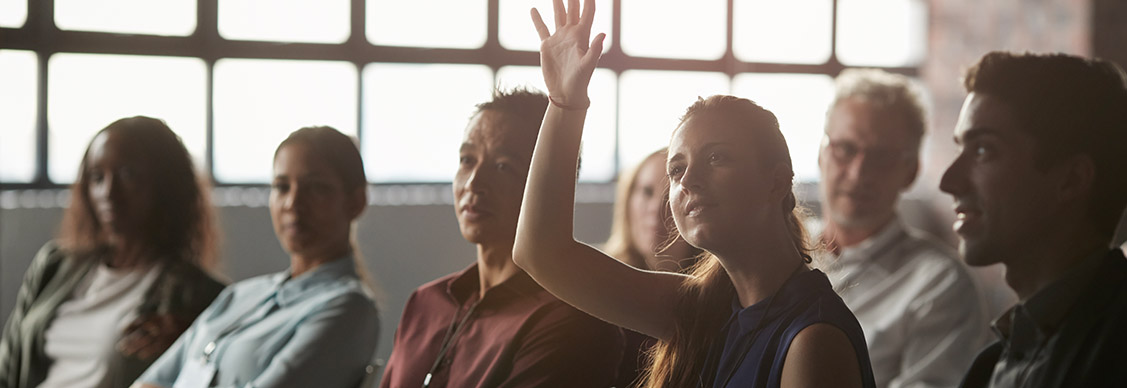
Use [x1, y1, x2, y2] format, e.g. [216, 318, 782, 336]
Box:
[512, 0, 686, 341]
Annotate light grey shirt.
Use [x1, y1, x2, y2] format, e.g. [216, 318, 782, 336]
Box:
[136, 257, 379, 388]
[823, 218, 990, 388]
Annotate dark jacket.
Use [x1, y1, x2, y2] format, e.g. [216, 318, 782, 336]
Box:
[960, 248, 1127, 388]
[0, 242, 226, 388]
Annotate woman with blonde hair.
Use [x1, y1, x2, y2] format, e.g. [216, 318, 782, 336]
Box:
[513, 1, 876, 387]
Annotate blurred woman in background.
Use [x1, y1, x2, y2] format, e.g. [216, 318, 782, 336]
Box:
[604, 147, 701, 387]
[0, 116, 226, 388]
[134, 126, 379, 388]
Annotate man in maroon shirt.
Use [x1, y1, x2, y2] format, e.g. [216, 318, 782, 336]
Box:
[379, 89, 625, 388]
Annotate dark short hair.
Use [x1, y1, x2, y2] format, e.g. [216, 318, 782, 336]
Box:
[964, 51, 1127, 235]
[473, 87, 550, 139]
[275, 126, 366, 191]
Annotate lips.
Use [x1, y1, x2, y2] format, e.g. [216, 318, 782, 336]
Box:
[951, 201, 982, 234]
[685, 199, 717, 217]
[460, 204, 493, 222]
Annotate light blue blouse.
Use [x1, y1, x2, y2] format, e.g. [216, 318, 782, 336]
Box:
[136, 257, 379, 388]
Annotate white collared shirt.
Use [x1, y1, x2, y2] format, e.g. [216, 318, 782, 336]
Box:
[822, 218, 990, 388]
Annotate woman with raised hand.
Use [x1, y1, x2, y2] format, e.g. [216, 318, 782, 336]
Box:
[133, 126, 379, 388]
[512, 1, 876, 387]
[0, 116, 225, 388]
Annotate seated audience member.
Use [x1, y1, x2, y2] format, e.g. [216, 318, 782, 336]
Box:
[604, 147, 701, 387]
[513, 2, 875, 386]
[379, 89, 625, 388]
[134, 126, 379, 388]
[818, 69, 989, 388]
[940, 52, 1127, 387]
[0, 116, 225, 388]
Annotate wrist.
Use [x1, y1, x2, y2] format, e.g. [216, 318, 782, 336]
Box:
[548, 95, 591, 111]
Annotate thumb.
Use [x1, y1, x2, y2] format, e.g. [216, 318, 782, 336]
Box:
[583, 33, 606, 67]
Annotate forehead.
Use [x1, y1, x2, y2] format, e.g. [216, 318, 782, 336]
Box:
[273, 142, 335, 177]
[462, 110, 536, 159]
[825, 98, 914, 147]
[954, 92, 1023, 140]
[669, 115, 750, 155]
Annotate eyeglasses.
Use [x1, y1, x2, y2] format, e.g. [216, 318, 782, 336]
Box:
[822, 137, 914, 167]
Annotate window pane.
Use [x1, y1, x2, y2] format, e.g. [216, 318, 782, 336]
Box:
[732, 73, 834, 182]
[618, 70, 729, 169]
[0, 0, 27, 28]
[47, 54, 207, 183]
[219, 0, 350, 43]
[620, 0, 726, 60]
[496, 66, 618, 182]
[363, 63, 492, 182]
[367, 0, 486, 48]
[55, 0, 196, 36]
[734, 0, 832, 64]
[498, 0, 612, 54]
[0, 50, 38, 183]
[213, 59, 358, 183]
[836, 0, 928, 67]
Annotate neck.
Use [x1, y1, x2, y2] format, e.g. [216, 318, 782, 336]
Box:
[714, 223, 807, 308]
[824, 214, 894, 251]
[290, 246, 350, 279]
[106, 239, 146, 269]
[1004, 229, 1106, 301]
[477, 242, 521, 297]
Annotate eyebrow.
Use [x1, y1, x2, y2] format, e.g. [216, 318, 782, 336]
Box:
[955, 127, 1005, 144]
[459, 143, 476, 153]
[667, 142, 730, 164]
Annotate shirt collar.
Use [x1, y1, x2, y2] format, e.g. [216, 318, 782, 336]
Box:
[272, 256, 358, 306]
[836, 217, 907, 265]
[446, 263, 541, 306]
[992, 248, 1109, 341]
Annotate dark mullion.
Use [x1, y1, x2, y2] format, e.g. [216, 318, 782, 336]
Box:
[32, 0, 56, 186]
[827, 0, 844, 75]
[199, 0, 218, 183]
[351, 0, 366, 151]
[610, 0, 623, 178]
[723, 0, 737, 80]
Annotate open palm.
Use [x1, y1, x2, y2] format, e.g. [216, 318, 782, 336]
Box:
[532, 0, 605, 108]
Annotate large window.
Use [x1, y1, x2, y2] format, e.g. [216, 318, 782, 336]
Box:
[0, 0, 926, 189]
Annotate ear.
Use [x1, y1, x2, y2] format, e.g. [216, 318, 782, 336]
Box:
[1055, 154, 1096, 203]
[346, 186, 368, 221]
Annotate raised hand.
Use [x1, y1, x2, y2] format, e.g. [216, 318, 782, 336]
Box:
[531, 0, 605, 109]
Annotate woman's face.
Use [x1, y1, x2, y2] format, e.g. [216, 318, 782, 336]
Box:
[85, 131, 152, 245]
[666, 116, 780, 254]
[270, 142, 363, 259]
[628, 155, 671, 262]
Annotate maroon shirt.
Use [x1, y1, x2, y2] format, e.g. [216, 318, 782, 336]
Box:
[380, 264, 625, 388]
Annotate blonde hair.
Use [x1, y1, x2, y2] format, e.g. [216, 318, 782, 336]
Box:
[640, 95, 814, 388]
[604, 149, 671, 269]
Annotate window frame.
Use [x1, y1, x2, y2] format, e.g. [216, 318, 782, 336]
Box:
[0, 0, 919, 189]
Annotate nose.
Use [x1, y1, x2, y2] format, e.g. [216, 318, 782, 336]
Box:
[844, 153, 880, 184]
[678, 162, 706, 194]
[463, 163, 491, 196]
[939, 154, 967, 196]
[281, 184, 309, 211]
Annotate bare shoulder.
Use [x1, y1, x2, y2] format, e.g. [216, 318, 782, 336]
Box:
[780, 323, 864, 388]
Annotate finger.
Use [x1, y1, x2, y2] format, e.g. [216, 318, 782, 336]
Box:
[568, 0, 581, 25]
[553, 0, 566, 29]
[580, 0, 596, 29]
[583, 33, 607, 66]
[531, 8, 551, 41]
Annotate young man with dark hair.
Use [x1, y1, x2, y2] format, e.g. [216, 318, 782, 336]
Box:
[941, 51, 1127, 387]
[380, 88, 624, 388]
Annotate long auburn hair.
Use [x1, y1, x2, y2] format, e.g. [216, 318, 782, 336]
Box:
[604, 149, 669, 269]
[274, 126, 378, 294]
[58, 116, 218, 271]
[639, 96, 815, 388]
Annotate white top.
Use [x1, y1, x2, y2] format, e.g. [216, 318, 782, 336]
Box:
[39, 261, 161, 388]
[822, 218, 990, 388]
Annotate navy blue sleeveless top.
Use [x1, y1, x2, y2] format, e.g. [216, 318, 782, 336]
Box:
[703, 269, 876, 388]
